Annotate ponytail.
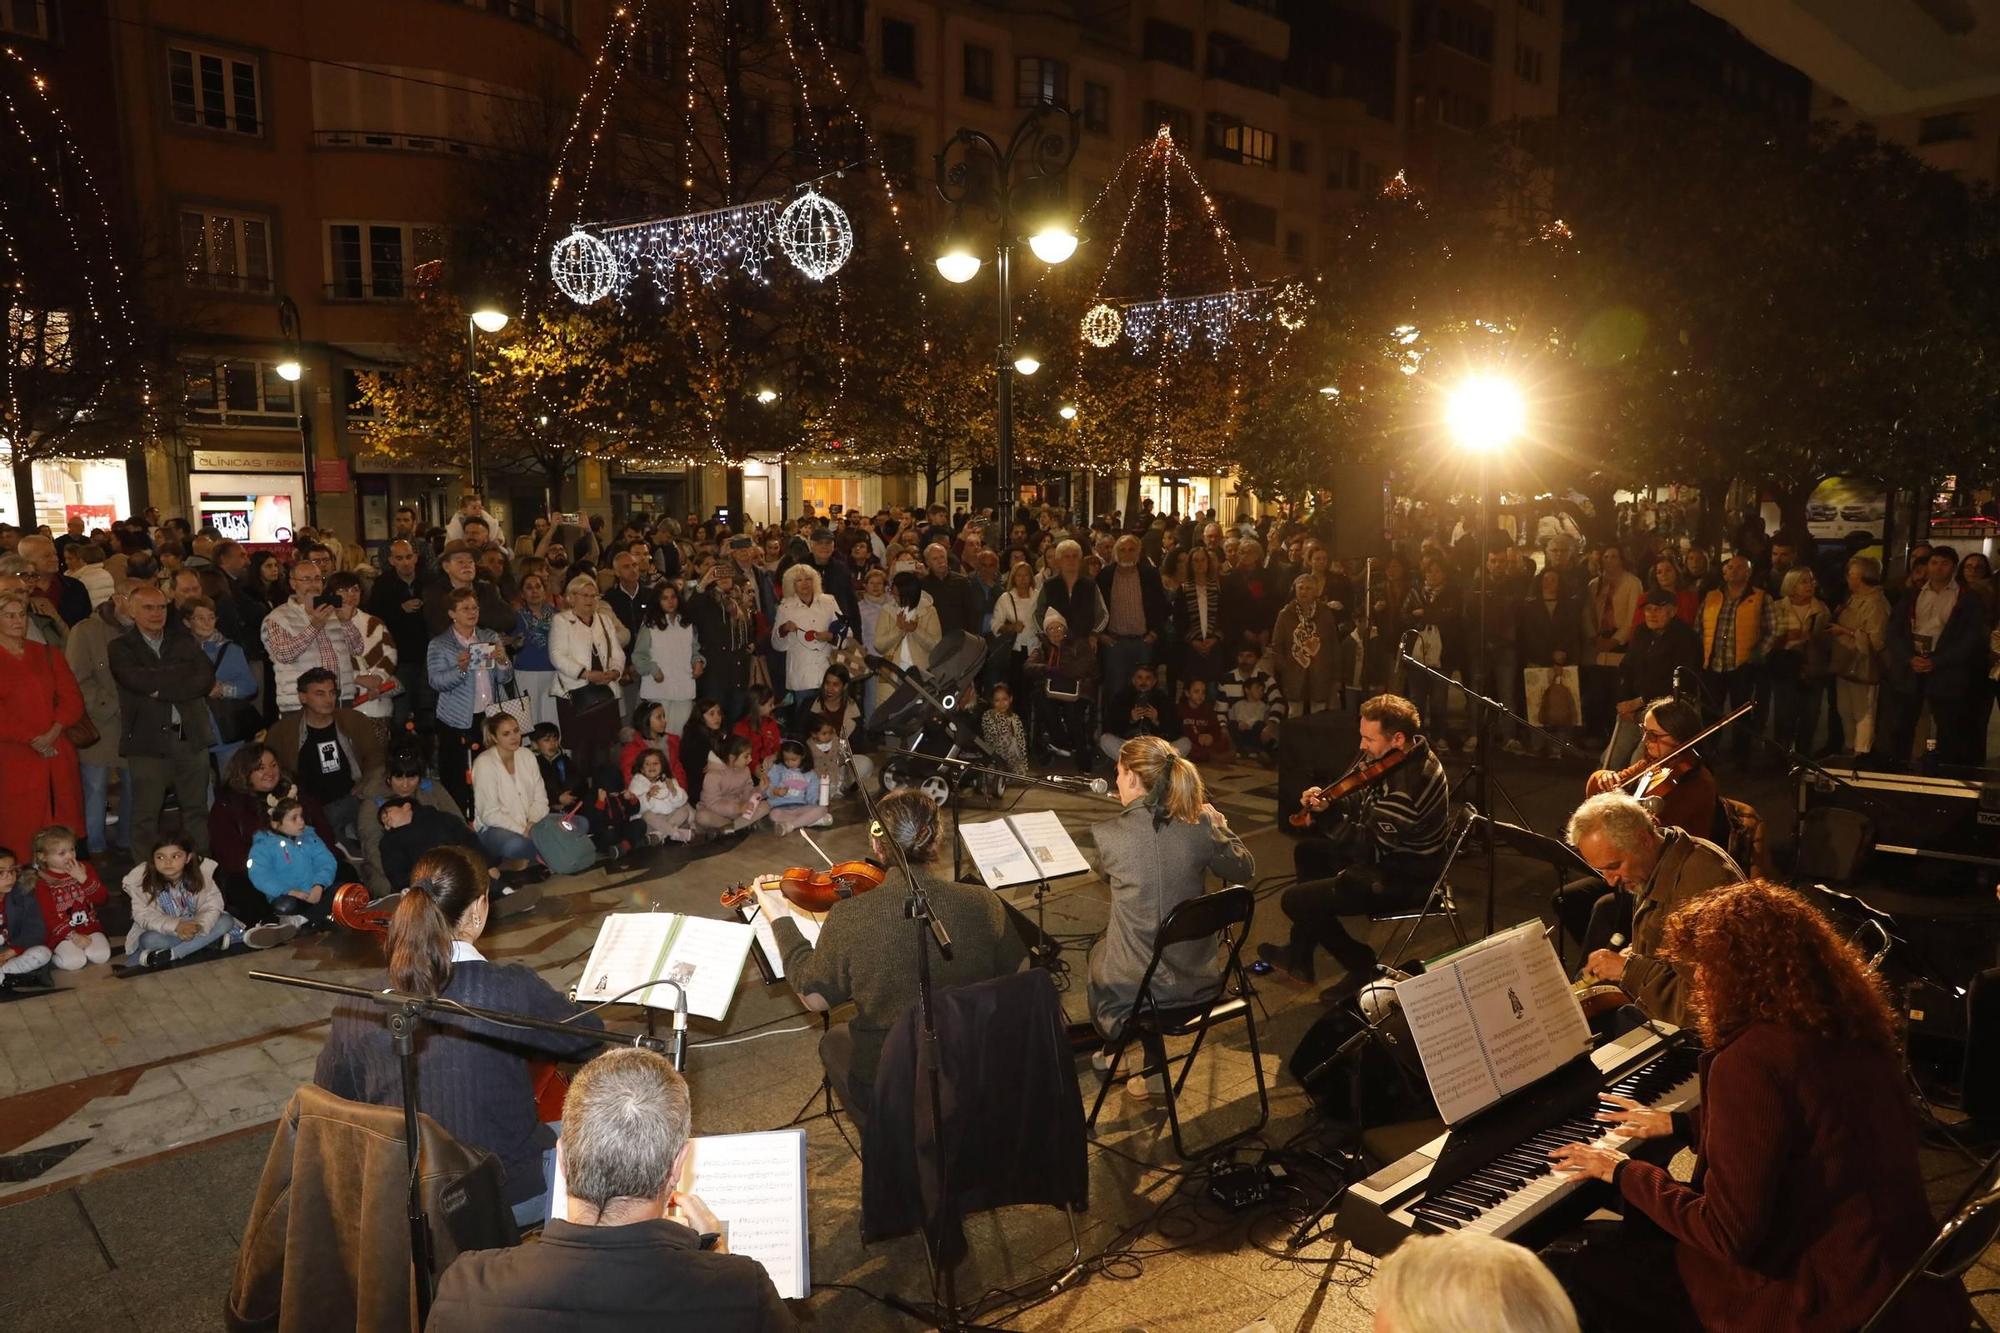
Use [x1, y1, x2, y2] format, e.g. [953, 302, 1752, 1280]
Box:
[1119, 736, 1203, 825]
[385, 845, 490, 996]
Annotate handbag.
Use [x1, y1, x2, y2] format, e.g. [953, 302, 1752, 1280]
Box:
[530, 811, 597, 874]
[484, 677, 533, 730]
[65, 716, 100, 750]
[565, 636, 618, 715]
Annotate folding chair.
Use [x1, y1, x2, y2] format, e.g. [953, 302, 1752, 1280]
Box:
[1086, 885, 1268, 1159]
[1858, 1146, 2000, 1332]
[1369, 803, 1475, 967]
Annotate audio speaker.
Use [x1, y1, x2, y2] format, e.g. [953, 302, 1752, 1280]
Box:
[1289, 1003, 1436, 1126]
[1322, 465, 1390, 559]
[1960, 968, 2000, 1125]
[1277, 704, 1358, 827]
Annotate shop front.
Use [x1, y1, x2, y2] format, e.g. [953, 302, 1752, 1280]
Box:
[1, 456, 134, 531]
[186, 447, 308, 547]
[612, 459, 695, 527]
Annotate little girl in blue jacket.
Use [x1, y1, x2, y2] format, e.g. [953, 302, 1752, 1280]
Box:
[247, 799, 338, 928]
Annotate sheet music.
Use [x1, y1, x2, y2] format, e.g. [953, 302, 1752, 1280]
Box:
[680, 1129, 811, 1300]
[547, 1129, 810, 1300]
[574, 912, 755, 1021]
[740, 880, 826, 981]
[1395, 921, 1590, 1125]
[960, 811, 1091, 890]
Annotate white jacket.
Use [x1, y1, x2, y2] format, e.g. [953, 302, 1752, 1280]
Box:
[122, 857, 226, 952]
[471, 747, 550, 836]
[549, 608, 626, 696]
[773, 593, 839, 692]
[626, 771, 688, 816]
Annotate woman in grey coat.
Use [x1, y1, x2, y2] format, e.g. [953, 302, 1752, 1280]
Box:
[1087, 735, 1255, 1076]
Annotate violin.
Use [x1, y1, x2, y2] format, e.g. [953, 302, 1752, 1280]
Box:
[719, 860, 888, 913]
[1593, 702, 1756, 803]
[328, 882, 571, 1123]
[1288, 746, 1412, 829]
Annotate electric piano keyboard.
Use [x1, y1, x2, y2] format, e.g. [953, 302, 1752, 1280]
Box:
[1334, 1023, 1701, 1256]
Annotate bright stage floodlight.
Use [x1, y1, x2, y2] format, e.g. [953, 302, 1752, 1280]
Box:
[1445, 375, 1525, 454]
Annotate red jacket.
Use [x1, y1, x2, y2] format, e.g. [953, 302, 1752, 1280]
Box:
[732, 715, 782, 772]
[1618, 1022, 1970, 1332]
[35, 862, 108, 948]
[618, 734, 685, 789]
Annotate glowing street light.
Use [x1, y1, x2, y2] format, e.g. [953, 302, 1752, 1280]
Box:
[755, 387, 779, 404]
[935, 239, 982, 284]
[1445, 375, 1525, 454]
[1058, 403, 1077, 420]
[1027, 222, 1079, 265]
[470, 307, 510, 334]
[275, 359, 303, 383]
[1012, 352, 1041, 377]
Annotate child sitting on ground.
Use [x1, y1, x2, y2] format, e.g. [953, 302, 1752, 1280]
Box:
[0, 847, 54, 989]
[376, 796, 488, 892]
[764, 738, 830, 834]
[627, 747, 698, 845]
[1180, 678, 1232, 763]
[696, 735, 770, 833]
[125, 834, 296, 969]
[536, 722, 640, 860]
[1228, 678, 1280, 762]
[981, 682, 1030, 776]
[732, 685, 784, 779]
[619, 702, 688, 788]
[247, 799, 337, 928]
[33, 825, 112, 970]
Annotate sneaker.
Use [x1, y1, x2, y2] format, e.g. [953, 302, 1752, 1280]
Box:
[1125, 1073, 1166, 1100]
[812, 811, 834, 828]
[1256, 941, 1315, 984]
[137, 948, 174, 969]
[219, 930, 244, 952]
[244, 920, 301, 949]
[279, 914, 309, 932]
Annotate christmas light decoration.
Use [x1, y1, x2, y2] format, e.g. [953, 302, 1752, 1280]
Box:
[550, 229, 619, 305]
[1272, 279, 1312, 331]
[1080, 302, 1122, 347]
[1119, 287, 1267, 350]
[775, 190, 853, 282]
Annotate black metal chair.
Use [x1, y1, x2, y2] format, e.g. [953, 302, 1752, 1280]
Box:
[1367, 803, 1475, 966]
[1858, 1146, 2000, 1332]
[1086, 885, 1268, 1159]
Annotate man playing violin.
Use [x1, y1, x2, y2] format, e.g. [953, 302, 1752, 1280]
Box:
[768, 788, 1026, 1130]
[1261, 694, 1453, 1005]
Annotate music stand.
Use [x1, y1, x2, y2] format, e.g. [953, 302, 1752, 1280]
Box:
[1470, 814, 1599, 968]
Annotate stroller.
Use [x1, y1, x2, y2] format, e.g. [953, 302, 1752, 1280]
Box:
[866, 631, 1004, 802]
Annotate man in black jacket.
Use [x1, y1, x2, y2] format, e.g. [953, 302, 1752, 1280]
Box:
[423, 540, 514, 637]
[1879, 545, 1987, 767]
[366, 538, 434, 727]
[1602, 589, 1703, 770]
[921, 541, 983, 640]
[1094, 534, 1171, 710]
[110, 584, 217, 858]
[1097, 662, 1188, 765]
[429, 1048, 795, 1332]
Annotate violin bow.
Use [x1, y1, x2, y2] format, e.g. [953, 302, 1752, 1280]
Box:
[1617, 701, 1756, 792]
[796, 828, 836, 870]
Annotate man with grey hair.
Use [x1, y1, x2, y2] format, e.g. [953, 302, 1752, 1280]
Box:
[1372, 1231, 1578, 1333]
[429, 1048, 794, 1331]
[1562, 791, 1740, 1028]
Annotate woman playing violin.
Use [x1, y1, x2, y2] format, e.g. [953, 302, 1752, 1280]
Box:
[765, 788, 1026, 1130]
[1583, 696, 1718, 843]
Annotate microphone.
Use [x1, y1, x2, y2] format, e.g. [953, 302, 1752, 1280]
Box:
[671, 988, 689, 1072]
[1399, 628, 1420, 658]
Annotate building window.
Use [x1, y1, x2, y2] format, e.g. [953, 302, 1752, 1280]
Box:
[325, 222, 444, 301]
[9, 305, 70, 370]
[1217, 194, 1277, 245]
[879, 130, 918, 187]
[963, 43, 994, 101]
[1143, 100, 1193, 146]
[633, 23, 671, 78]
[814, 0, 864, 51]
[342, 368, 379, 421]
[1016, 57, 1068, 108]
[1326, 148, 1362, 190]
[183, 358, 297, 426]
[1206, 33, 1282, 94]
[1432, 8, 1493, 61]
[1433, 88, 1487, 130]
[179, 207, 273, 293]
[168, 44, 263, 136]
[1514, 43, 1543, 85]
[1142, 20, 1194, 69]
[1288, 139, 1308, 173]
[1919, 111, 1973, 144]
[1284, 229, 1306, 261]
[1082, 81, 1111, 135]
[1205, 113, 1276, 168]
[880, 18, 917, 82]
[1, 0, 50, 38]
[1363, 160, 1381, 191]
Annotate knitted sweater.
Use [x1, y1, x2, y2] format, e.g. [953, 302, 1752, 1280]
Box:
[34, 863, 108, 947]
[315, 958, 604, 1206]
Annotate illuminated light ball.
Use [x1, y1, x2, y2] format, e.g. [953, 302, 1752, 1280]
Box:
[550, 229, 618, 305]
[1272, 280, 1312, 331]
[1445, 375, 1526, 455]
[1080, 302, 1122, 348]
[777, 190, 854, 282]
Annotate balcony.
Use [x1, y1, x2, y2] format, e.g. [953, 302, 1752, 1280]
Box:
[314, 129, 497, 159]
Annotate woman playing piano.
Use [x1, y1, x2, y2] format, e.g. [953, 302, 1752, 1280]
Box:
[1546, 880, 1970, 1332]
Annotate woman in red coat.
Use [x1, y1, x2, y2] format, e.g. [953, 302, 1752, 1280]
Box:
[1549, 880, 1971, 1332]
[0, 590, 87, 860]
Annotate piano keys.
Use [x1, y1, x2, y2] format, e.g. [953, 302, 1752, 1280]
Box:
[1335, 1023, 1701, 1256]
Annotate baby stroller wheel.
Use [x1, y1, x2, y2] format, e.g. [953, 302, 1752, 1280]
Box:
[918, 774, 952, 806]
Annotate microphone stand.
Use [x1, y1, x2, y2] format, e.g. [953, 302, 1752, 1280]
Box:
[878, 745, 1118, 800]
[248, 970, 668, 1325]
[844, 743, 991, 1332]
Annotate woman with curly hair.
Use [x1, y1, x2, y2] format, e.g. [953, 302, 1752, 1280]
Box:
[1546, 880, 1970, 1332]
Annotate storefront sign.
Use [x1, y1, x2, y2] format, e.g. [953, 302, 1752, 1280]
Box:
[315, 458, 351, 493]
[192, 449, 301, 474]
[65, 504, 117, 531]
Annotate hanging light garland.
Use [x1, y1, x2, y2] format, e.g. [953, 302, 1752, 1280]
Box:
[1080, 302, 1122, 348]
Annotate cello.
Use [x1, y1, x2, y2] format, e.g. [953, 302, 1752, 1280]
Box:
[330, 883, 573, 1124]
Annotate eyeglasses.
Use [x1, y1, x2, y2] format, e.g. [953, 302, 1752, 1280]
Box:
[1641, 728, 1671, 742]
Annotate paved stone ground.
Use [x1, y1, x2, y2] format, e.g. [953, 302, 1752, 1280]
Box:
[4, 743, 1998, 1331]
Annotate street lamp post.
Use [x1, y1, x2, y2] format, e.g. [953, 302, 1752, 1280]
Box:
[466, 306, 510, 496]
[934, 105, 1079, 518]
[275, 296, 315, 528]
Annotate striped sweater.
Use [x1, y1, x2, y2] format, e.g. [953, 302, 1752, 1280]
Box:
[1335, 738, 1452, 863]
